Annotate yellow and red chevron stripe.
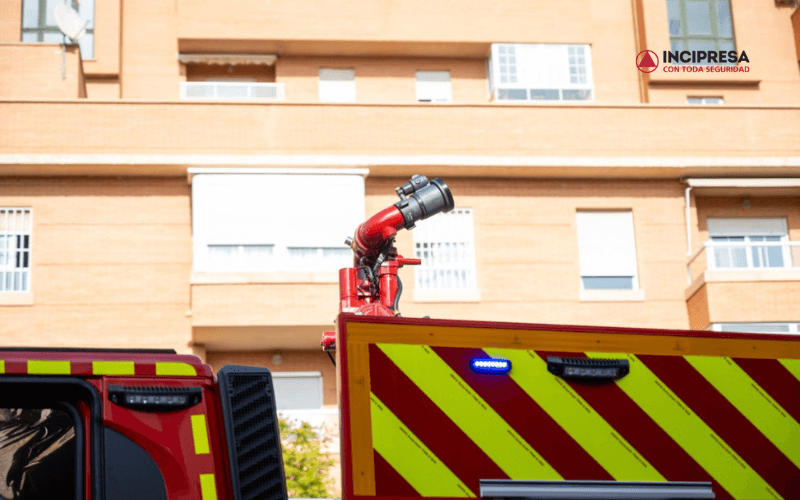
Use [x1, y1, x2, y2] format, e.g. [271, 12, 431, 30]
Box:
[340, 317, 800, 500]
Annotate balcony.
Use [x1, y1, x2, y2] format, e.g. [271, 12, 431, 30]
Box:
[688, 240, 800, 283]
[0, 43, 86, 99]
[180, 82, 285, 100]
[1, 102, 798, 178]
[686, 240, 800, 330]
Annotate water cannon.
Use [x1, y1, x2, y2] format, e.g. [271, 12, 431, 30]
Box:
[328, 175, 454, 338]
[346, 175, 454, 263]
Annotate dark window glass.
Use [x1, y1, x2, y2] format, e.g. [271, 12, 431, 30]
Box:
[0, 408, 76, 499]
[497, 88, 529, 100]
[582, 276, 634, 290]
[666, 0, 735, 63]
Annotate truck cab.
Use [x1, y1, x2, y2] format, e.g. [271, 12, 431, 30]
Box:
[0, 349, 287, 500]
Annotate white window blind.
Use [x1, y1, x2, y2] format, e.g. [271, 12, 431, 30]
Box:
[192, 174, 364, 272]
[416, 71, 452, 103]
[576, 211, 639, 290]
[489, 44, 594, 102]
[272, 372, 323, 410]
[0, 208, 32, 292]
[319, 68, 356, 102]
[413, 208, 478, 291]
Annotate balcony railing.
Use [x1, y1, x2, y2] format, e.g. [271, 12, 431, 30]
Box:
[687, 240, 800, 284]
[179, 82, 285, 100]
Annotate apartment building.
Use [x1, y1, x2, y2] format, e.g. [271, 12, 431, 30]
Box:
[1, 1, 800, 487]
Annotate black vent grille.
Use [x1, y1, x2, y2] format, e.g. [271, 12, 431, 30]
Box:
[218, 365, 287, 500]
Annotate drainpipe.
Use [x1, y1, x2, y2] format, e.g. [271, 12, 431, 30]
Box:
[685, 184, 693, 284]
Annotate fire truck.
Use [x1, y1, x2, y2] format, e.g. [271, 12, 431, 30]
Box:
[1, 176, 798, 500]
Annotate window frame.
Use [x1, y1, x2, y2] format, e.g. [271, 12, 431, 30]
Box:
[21, 0, 95, 59]
[489, 43, 594, 103]
[687, 96, 724, 105]
[0, 208, 32, 294]
[415, 70, 453, 103]
[666, 0, 736, 59]
[0, 376, 104, 500]
[711, 322, 800, 334]
[412, 208, 480, 301]
[706, 217, 792, 270]
[190, 172, 365, 275]
[576, 210, 641, 292]
[271, 371, 324, 411]
[318, 68, 356, 103]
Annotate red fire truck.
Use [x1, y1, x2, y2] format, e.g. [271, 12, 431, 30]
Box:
[1, 176, 798, 500]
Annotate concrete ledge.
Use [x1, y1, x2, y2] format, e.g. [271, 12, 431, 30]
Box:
[0, 292, 34, 306]
[191, 271, 338, 284]
[413, 289, 481, 303]
[686, 268, 800, 299]
[579, 289, 646, 302]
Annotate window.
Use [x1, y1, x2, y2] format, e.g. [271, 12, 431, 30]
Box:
[687, 96, 723, 105]
[712, 323, 800, 334]
[707, 218, 791, 269]
[413, 208, 478, 293]
[180, 79, 286, 100]
[319, 68, 356, 103]
[489, 44, 593, 102]
[21, 0, 94, 59]
[416, 71, 452, 103]
[272, 372, 323, 410]
[0, 208, 31, 293]
[576, 211, 639, 290]
[0, 407, 77, 499]
[666, 0, 734, 56]
[191, 173, 364, 273]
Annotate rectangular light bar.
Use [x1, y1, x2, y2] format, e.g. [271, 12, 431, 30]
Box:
[547, 356, 629, 382]
[108, 385, 202, 411]
[470, 357, 512, 374]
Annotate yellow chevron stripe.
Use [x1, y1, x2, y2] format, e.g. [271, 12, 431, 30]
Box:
[199, 474, 217, 500]
[0, 360, 4, 374]
[191, 414, 211, 455]
[378, 343, 562, 481]
[371, 393, 474, 497]
[778, 359, 800, 382]
[686, 356, 800, 470]
[485, 348, 664, 482]
[586, 352, 780, 500]
[28, 360, 70, 375]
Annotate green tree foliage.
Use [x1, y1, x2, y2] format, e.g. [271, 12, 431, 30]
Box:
[280, 418, 335, 498]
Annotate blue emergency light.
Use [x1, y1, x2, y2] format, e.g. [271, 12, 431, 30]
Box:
[470, 357, 512, 374]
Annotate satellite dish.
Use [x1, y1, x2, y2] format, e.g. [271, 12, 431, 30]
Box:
[54, 4, 86, 41]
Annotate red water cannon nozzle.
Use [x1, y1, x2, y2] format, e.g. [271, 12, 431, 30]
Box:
[323, 175, 454, 351]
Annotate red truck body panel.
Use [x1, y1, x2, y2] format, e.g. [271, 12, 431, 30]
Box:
[0, 349, 232, 500]
[337, 314, 800, 500]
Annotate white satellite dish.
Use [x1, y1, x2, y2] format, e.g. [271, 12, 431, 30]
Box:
[54, 4, 87, 41]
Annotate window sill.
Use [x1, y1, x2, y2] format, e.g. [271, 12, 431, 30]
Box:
[579, 289, 645, 302]
[0, 292, 34, 306]
[413, 289, 481, 303]
[191, 271, 339, 285]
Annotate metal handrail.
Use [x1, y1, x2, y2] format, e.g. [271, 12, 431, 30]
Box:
[179, 82, 286, 100]
[687, 240, 800, 266]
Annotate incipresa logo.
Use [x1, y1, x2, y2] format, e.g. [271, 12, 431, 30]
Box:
[636, 49, 750, 73]
[636, 50, 659, 73]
